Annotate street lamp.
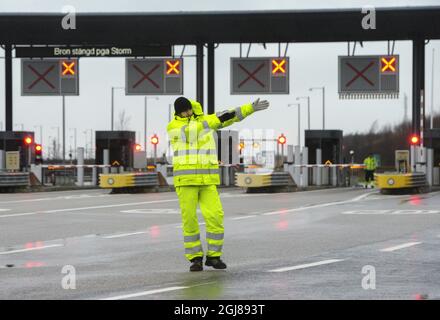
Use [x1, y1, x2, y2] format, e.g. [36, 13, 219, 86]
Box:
[309, 86, 326, 130]
[296, 96, 311, 130]
[144, 97, 159, 153]
[111, 86, 125, 131]
[69, 128, 77, 159]
[51, 126, 60, 159]
[34, 125, 43, 147]
[287, 103, 301, 147]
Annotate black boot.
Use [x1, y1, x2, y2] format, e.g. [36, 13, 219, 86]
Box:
[190, 257, 203, 272]
[205, 257, 227, 269]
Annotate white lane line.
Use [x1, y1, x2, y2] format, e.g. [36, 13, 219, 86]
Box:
[260, 193, 373, 216]
[101, 286, 188, 300]
[380, 242, 422, 252]
[0, 199, 179, 219]
[231, 215, 257, 220]
[175, 222, 205, 229]
[0, 244, 63, 255]
[0, 209, 11, 212]
[0, 193, 111, 204]
[103, 231, 149, 239]
[268, 259, 345, 273]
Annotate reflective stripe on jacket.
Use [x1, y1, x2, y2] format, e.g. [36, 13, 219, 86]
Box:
[167, 100, 254, 186]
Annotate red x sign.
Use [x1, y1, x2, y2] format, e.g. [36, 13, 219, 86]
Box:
[27, 64, 56, 90]
[132, 64, 160, 89]
[345, 61, 375, 87]
[238, 63, 266, 88]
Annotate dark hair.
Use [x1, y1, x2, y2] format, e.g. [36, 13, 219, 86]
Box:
[174, 97, 192, 114]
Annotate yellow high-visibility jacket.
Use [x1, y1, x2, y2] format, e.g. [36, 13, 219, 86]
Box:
[363, 156, 377, 171]
[167, 100, 254, 186]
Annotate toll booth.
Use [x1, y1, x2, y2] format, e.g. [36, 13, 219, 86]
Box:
[424, 129, 440, 167]
[216, 130, 239, 185]
[216, 130, 239, 165]
[0, 131, 35, 170]
[305, 130, 343, 164]
[395, 150, 410, 173]
[95, 131, 135, 168]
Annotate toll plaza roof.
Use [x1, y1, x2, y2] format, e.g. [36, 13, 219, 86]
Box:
[1, 6, 440, 45]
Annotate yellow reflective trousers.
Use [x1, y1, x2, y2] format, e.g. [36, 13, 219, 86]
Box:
[176, 185, 224, 261]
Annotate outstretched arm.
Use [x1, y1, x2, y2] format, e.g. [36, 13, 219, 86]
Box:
[217, 98, 270, 129]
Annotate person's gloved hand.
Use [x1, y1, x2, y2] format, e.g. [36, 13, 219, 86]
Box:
[252, 98, 270, 112]
[217, 110, 236, 123]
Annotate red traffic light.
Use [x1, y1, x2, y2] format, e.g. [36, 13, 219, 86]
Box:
[134, 144, 142, 151]
[410, 134, 420, 145]
[277, 134, 287, 145]
[35, 144, 42, 152]
[150, 135, 159, 145]
[24, 136, 33, 145]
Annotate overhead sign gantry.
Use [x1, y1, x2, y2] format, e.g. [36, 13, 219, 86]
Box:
[338, 55, 399, 99]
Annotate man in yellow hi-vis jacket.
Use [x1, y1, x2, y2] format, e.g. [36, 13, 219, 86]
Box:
[167, 97, 269, 271]
[363, 153, 378, 188]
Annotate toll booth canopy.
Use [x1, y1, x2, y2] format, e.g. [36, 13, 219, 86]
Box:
[305, 130, 343, 164]
[95, 131, 135, 168]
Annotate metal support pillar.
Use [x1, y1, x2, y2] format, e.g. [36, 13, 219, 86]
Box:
[412, 38, 425, 136]
[5, 44, 13, 131]
[196, 43, 204, 109]
[207, 42, 215, 115]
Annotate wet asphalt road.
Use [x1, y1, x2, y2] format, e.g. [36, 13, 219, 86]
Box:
[1, 187, 440, 300]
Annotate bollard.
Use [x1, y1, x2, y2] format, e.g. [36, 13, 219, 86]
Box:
[294, 146, 301, 186]
[287, 145, 294, 163]
[0, 150, 5, 171]
[434, 167, 440, 185]
[427, 148, 433, 186]
[316, 149, 322, 186]
[103, 149, 110, 174]
[331, 166, 337, 186]
[77, 147, 84, 186]
[92, 166, 97, 186]
[223, 166, 230, 186]
[302, 147, 309, 187]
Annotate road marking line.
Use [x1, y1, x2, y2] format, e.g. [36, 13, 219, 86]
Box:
[267, 259, 345, 273]
[231, 215, 257, 220]
[0, 244, 63, 255]
[260, 193, 372, 216]
[0, 209, 11, 212]
[380, 242, 422, 252]
[101, 286, 188, 300]
[175, 222, 205, 229]
[0, 199, 179, 219]
[104, 231, 149, 239]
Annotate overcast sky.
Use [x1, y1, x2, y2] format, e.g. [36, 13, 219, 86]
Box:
[0, 0, 439, 158]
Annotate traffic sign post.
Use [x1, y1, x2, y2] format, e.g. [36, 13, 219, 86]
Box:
[125, 58, 183, 95]
[231, 57, 289, 94]
[338, 55, 399, 99]
[21, 58, 79, 96]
